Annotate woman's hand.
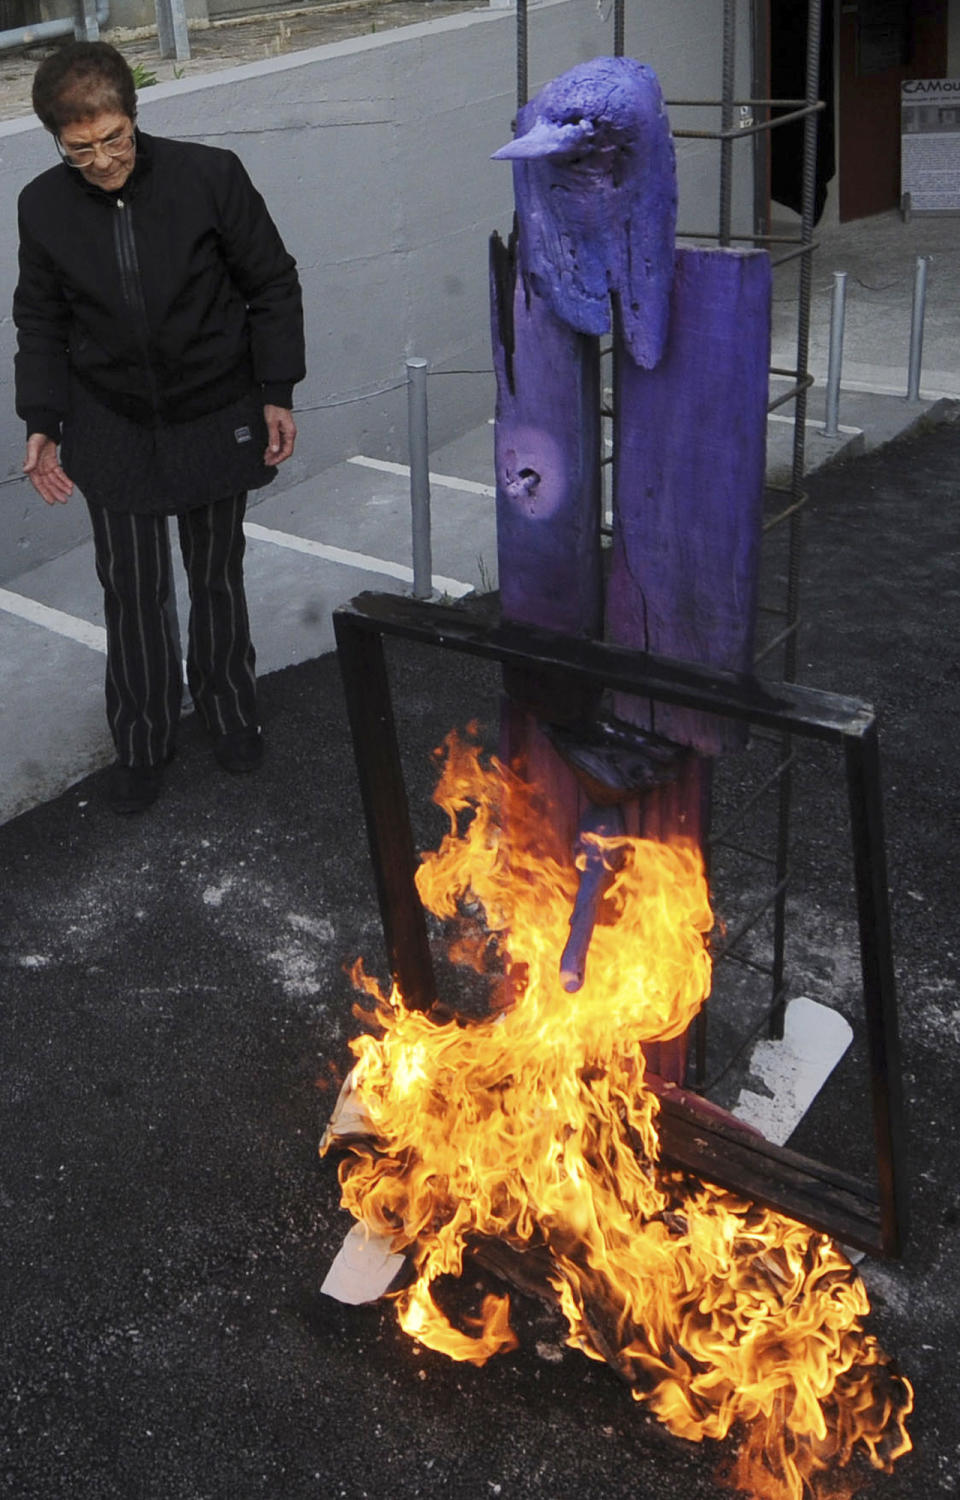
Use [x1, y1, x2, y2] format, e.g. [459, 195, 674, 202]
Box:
[263, 405, 296, 465]
[23, 435, 73, 505]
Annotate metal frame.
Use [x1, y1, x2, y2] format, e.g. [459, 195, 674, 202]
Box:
[333, 592, 907, 1258]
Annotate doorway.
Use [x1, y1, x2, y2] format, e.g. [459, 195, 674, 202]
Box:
[837, 0, 948, 220]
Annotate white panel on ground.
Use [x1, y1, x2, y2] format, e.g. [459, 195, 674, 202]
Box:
[319, 1067, 371, 1152]
[321, 1222, 407, 1305]
[731, 996, 853, 1146]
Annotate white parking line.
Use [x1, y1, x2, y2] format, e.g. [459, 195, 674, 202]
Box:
[242, 521, 472, 598]
[348, 454, 496, 498]
[767, 412, 863, 436]
[0, 522, 473, 656]
[0, 587, 106, 654]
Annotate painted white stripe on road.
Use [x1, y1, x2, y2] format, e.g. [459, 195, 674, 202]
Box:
[836, 378, 960, 401]
[0, 587, 106, 654]
[348, 454, 496, 498]
[732, 996, 852, 1146]
[243, 521, 472, 599]
[768, 412, 863, 437]
[770, 369, 960, 401]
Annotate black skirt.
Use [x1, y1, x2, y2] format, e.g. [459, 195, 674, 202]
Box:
[61, 379, 279, 515]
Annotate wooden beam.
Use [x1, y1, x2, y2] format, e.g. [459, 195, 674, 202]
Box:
[609, 246, 773, 755]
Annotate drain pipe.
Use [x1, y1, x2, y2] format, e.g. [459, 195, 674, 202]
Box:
[0, 0, 109, 53]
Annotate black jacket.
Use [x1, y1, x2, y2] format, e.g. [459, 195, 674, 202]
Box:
[14, 131, 305, 440]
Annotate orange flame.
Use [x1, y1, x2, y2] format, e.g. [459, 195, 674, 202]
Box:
[324, 731, 912, 1498]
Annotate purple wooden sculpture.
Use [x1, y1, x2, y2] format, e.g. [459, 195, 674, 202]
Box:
[493, 57, 677, 370]
[490, 57, 772, 1084]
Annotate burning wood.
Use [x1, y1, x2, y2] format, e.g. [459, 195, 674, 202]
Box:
[322, 732, 912, 1500]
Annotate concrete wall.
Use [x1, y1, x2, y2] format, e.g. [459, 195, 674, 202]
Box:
[9, 0, 208, 27]
[0, 0, 754, 583]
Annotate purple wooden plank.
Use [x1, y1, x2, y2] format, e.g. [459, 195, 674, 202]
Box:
[492, 57, 676, 370]
[490, 230, 602, 638]
[491, 232, 601, 909]
[607, 246, 772, 753]
[621, 756, 710, 1085]
[498, 697, 586, 833]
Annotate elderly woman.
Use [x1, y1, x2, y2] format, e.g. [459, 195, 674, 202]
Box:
[14, 42, 305, 813]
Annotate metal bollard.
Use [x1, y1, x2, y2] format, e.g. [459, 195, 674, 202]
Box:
[406, 357, 433, 599]
[822, 270, 847, 438]
[907, 255, 931, 402]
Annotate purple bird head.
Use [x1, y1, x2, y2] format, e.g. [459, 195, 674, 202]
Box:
[493, 57, 677, 369]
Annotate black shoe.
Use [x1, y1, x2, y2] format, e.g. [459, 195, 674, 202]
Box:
[213, 725, 263, 774]
[107, 760, 166, 815]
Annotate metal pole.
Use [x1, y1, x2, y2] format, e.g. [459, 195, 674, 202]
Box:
[822, 270, 847, 438]
[406, 357, 432, 600]
[516, 0, 528, 110]
[613, 0, 624, 57]
[906, 255, 930, 402]
[770, 0, 822, 1043]
[77, 0, 100, 41]
[750, 0, 772, 244]
[718, 0, 737, 246]
[844, 723, 908, 1255]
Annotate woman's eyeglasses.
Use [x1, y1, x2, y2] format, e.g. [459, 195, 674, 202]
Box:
[55, 130, 134, 169]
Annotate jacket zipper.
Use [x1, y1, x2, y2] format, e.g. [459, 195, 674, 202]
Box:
[113, 197, 162, 420]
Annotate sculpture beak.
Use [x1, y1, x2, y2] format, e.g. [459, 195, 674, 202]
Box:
[492, 117, 594, 160]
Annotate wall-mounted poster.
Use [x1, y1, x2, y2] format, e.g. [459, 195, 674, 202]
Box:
[901, 79, 960, 215]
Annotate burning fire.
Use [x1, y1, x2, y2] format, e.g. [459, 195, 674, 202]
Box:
[323, 729, 913, 1499]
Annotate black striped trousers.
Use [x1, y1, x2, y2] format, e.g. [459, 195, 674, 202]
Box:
[87, 492, 258, 768]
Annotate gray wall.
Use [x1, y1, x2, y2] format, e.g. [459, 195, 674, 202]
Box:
[15, 0, 208, 26]
[0, 0, 754, 583]
[949, 0, 960, 76]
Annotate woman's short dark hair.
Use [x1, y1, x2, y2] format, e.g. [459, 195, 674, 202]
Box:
[32, 42, 137, 134]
